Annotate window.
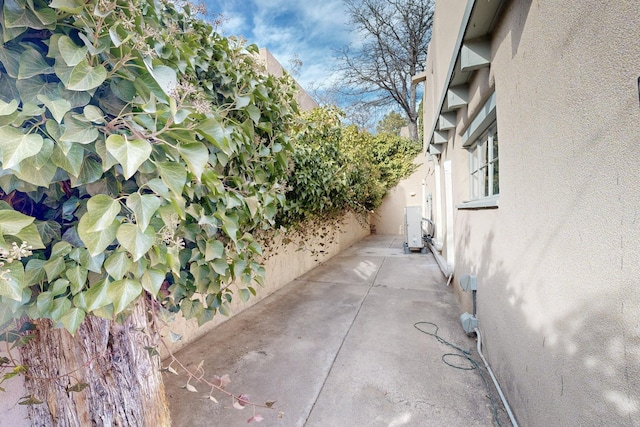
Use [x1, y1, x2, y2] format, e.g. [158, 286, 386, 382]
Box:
[469, 124, 498, 200]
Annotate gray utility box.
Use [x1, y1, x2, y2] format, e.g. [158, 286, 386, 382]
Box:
[404, 206, 425, 253]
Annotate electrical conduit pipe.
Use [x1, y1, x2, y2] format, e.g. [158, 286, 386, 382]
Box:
[473, 327, 519, 427]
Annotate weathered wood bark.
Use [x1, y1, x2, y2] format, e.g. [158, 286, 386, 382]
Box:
[19, 301, 171, 427]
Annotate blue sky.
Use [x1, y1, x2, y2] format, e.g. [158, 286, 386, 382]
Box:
[203, 0, 353, 91]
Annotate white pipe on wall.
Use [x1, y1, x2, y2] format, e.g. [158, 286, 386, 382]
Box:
[443, 160, 455, 272]
[433, 162, 443, 251]
[474, 327, 519, 427]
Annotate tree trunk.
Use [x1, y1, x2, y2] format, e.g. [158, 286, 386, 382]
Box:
[408, 119, 418, 141]
[18, 301, 171, 427]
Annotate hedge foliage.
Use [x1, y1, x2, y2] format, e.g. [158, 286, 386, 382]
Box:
[0, 0, 299, 331]
[0, 0, 422, 334]
[281, 106, 421, 225]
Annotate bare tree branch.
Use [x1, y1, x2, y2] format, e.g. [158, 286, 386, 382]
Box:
[336, 0, 433, 139]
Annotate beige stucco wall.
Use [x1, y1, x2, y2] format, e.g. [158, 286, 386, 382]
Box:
[0, 349, 29, 425]
[161, 212, 369, 356]
[258, 48, 318, 112]
[424, 1, 640, 426]
[371, 156, 427, 235]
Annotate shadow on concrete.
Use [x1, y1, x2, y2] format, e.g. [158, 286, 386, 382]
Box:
[163, 235, 510, 426]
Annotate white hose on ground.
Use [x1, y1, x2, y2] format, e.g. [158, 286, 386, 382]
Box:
[473, 327, 519, 427]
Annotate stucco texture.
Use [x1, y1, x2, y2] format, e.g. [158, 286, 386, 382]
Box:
[421, 1, 640, 426]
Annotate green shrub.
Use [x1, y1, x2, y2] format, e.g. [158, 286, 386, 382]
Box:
[279, 106, 422, 226]
[0, 0, 298, 331]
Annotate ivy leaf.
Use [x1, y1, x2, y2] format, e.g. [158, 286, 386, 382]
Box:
[36, 292, 53, 315]
[18, 47, 54, 79]
[156, 161, 187, 195]
[196, 117, 226, 146]
[82, 195, 121, 232]
[141, 268, 165, 296]
[49, 297, 71, 322]
[0, 262, 25, 302]
[126, 193, 161, 232]
[218, 212, 239, 243]
[108, 23, 132, 47]
[105, 135, 151, 179]
[83, 105, 104, 123]
[43, 257, 65, 282]
[143, 60, 177, 97]
[0, 127, 44, 169]
[116, 223, 155, 262]
[239, 288, 250, 302]
[70, 157, 103, 187]
[67, 59, 107, 91]
[211, 258, 228, 276]
[184, 383, 197, 393]
[15, 75, 59, 105]
[36, 221, 61, 246]
[57, 35, 88, 67]
[245, 196, 259, 218]
[58, 307, 85, 335]
[107, 279, 142, 314]
[3, 0, 51, 30]
[0, 209, 35, 235]
[0, 99, 18, 116]
[178, 142, 208, 181]
[37, 94, 71, 123]
[104, 251, 132, 281]
[48, 0, 83, 14]
[246, 105, 260, 124]
[17, 395, 43, 406]
[0, 45, 21, 78]
[66, 382, 89, 393]
[77, 217, 118, 257]
[83, 280, 110, 312]
[60, 114, 99, 144]
[51, 141, 84, 177]
[14, 223, 45, 250]
[13, 155, 57, 188]
[205, 239, 224, 261]
[233, 394, 248, 409]
[65, 265, 88, 295]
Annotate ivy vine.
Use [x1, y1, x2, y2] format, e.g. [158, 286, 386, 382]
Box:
[0, 0, 298, 333]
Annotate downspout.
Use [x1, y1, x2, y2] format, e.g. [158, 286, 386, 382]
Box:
[433, 161, 443, 251]
[444, 160, 455, 274]
[427, 159, 453, 278]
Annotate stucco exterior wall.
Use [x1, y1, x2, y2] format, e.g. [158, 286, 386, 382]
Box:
[370, 156, 427, 235]
[0, 349, 29, 425]
[423, 1, 640, 426]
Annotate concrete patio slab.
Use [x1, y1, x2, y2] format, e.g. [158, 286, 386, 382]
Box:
[163, 235, 511, 427]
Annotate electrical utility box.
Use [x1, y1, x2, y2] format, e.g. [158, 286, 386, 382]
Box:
[404, 206, 425, 253]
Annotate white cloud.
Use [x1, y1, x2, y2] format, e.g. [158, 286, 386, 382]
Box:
[204, 0, 357, 90]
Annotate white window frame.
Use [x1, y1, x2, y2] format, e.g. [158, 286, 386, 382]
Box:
[468, 124, 498, 200]
[457, 93, 499, 210]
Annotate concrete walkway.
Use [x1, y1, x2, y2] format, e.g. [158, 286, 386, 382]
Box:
[163, 235, 510, 427]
